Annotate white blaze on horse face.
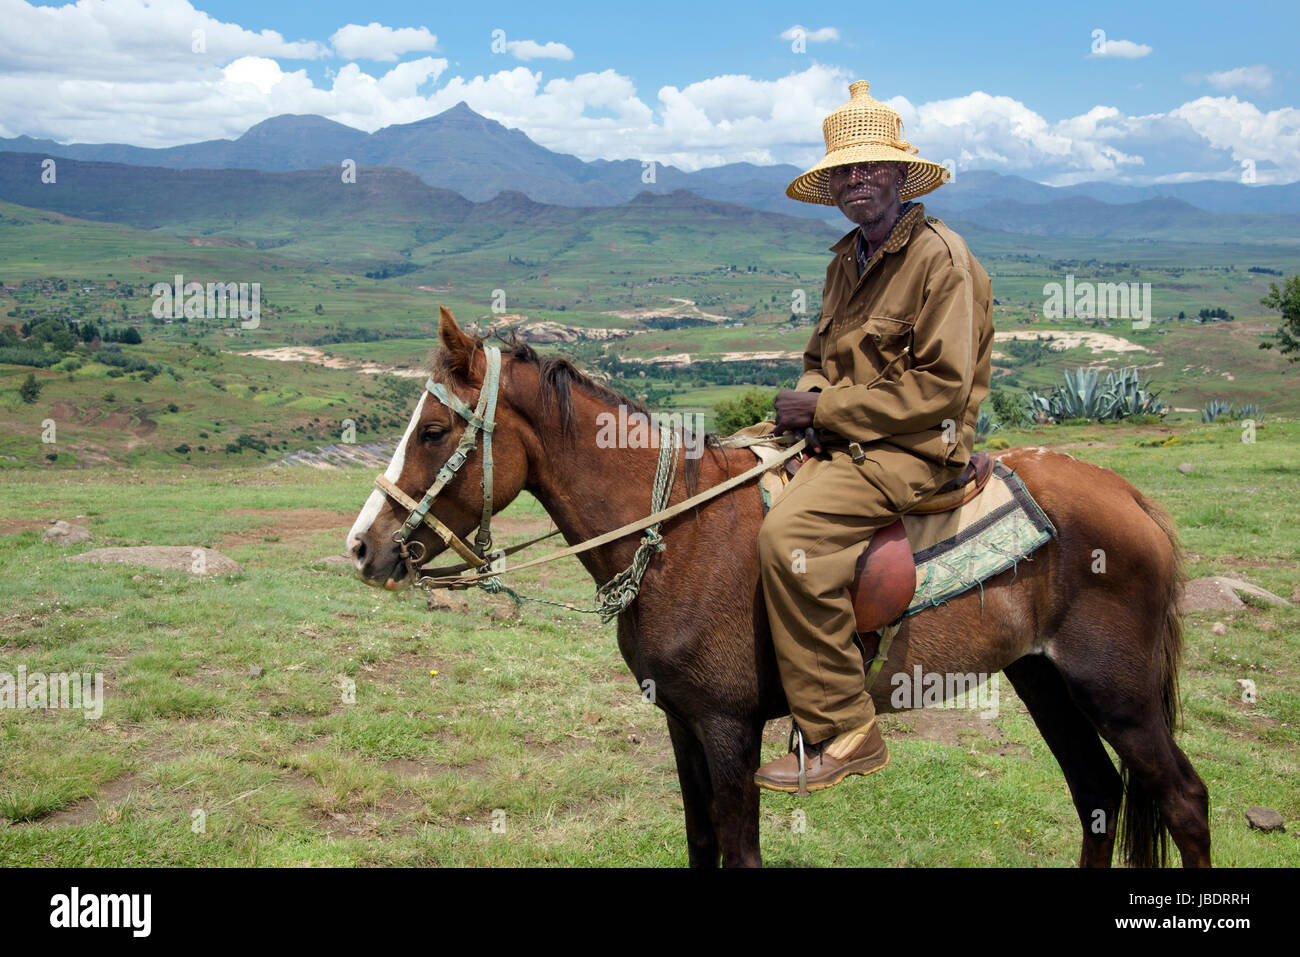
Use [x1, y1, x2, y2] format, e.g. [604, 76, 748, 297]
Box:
[347, 391, 428, 553]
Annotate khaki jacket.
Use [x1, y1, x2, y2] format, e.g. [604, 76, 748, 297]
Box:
[800, 203, 994, 470]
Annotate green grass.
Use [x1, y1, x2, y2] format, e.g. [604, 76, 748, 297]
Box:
[1, 419, 1297, 866]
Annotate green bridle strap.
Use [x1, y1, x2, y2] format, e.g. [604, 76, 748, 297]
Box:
[384, 346, 502, 567]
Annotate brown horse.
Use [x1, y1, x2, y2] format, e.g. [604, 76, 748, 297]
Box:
[347, 307, 1211, 868]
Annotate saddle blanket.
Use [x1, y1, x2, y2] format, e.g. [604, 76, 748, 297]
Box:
[748, 443, 1057, 616]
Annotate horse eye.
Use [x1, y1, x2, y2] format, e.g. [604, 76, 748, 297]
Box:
[422, 426, 447, 443]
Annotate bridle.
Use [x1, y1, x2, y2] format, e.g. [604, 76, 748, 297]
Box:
[370, 341, 808, 623]
[374, 345, 502, 577]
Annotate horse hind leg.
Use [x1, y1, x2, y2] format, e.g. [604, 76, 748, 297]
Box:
[1004, 655, 1123, 867]
[1046, 616, 1211, 868]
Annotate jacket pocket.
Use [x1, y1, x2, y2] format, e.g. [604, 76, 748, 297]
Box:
[860, 314, 914, 374]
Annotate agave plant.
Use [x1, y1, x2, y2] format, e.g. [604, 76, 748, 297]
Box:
[1201, 399, 1233, 423]
[1106, 366, 1168, 418]
[975, 407, 1002, 443]
[1024, 389, 1054, 423]
[1234, 403, 1263, 421]
[1058, 367, 1106, 419]
[1024, 367, 1168, 423]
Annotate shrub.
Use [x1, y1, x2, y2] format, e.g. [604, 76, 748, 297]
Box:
[0, 345, 58, 368]
[19, 372, 43, 403]
[713, 388, 776, 436]
[1201, 399, 1232, 423]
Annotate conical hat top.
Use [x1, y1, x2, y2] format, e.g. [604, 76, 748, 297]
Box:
[786, 81, 949, 205]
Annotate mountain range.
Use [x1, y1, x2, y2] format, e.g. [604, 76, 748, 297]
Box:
[5, 103, 1300, 223]
[2, 147, 1297, 252]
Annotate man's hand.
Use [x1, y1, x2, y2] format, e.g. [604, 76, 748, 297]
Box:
[773, 390, 823, 454]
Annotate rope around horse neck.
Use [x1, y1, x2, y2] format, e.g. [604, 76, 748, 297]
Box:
[412, 430, 806, 621]
[473, 427, 679, 622]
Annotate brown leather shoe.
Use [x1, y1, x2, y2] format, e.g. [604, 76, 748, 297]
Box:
[754, 721, 889, 794]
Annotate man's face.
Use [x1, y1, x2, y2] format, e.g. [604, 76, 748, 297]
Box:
[827, 161, 908, 227]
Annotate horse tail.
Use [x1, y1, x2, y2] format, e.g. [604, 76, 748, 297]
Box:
[1119, 494, 1186, 868]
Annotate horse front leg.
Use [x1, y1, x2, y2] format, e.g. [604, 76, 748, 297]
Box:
[699, 715, 764, 868]
[665, 713, 720, 867]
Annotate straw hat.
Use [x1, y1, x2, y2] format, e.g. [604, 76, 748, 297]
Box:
[786, 80, 949, 205]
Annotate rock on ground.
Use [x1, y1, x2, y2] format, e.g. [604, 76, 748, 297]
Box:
[1179, 577, 1289, 613]
[1245, 807, 1286, 833]
[42, 520, 91, 545]
[67, 546, 242, 575]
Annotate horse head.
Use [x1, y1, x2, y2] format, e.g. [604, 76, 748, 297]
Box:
[346, 306, 533, 589]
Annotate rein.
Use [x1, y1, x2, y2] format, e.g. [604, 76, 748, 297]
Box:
[373, 348, 806, 621]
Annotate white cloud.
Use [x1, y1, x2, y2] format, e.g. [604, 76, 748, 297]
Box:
[223, 56, 283, 96]
[0, 0, 325, 80]
[1171, 95, 1300, 180]
[1203, 65, 1276, 94]
[780, 25, 840, 43]
[1089, 37, 1152, 59]
[504, 39, 574, 61]
[0, 2, 1294, 187]
[893, 92, 1144, 179]
[330, 22, 438, 62]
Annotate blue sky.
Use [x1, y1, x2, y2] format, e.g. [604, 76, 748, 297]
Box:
[195, 0, 1296, 118]
[1, 0, 1296, 184]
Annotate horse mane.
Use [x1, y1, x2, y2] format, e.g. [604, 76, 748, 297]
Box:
[428, 328, 730, 494]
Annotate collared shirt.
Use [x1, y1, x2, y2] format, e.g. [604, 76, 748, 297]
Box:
[800, 203, 995, 468]
[856, 201, 917, 277]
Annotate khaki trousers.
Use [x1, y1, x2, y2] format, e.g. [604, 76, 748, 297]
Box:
[757, 443, 963, 743]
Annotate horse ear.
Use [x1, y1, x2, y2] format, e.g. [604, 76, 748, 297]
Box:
[438, 306, 475, 375]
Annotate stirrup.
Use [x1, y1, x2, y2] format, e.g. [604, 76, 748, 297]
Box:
[787, 721, 809, 798]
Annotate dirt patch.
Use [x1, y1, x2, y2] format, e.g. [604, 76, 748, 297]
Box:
[0, 517, 52, 536]
[603, 296, 731, 324]
[241, 346, 424, 379]
[219, 508, 352, 548]
[887, 708, 1018, 752]
[993, 330, 1148, 354]
[36, 773, 147, 827]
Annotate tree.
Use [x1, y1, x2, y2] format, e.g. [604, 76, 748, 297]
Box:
[19, 372, 42, 403]
[1259, 275, 1300, 363]
[713, 388, 775, 436]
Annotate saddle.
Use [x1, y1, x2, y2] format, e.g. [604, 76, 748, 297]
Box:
[776, 451, 993, 634]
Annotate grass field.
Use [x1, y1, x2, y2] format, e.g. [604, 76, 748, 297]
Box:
[1, 418, 1297, 866]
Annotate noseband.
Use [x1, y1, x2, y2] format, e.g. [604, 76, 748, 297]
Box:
[374, 345, 502, 573]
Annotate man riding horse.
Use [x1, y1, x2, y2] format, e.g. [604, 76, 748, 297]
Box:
[754, 80, 995, 792]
